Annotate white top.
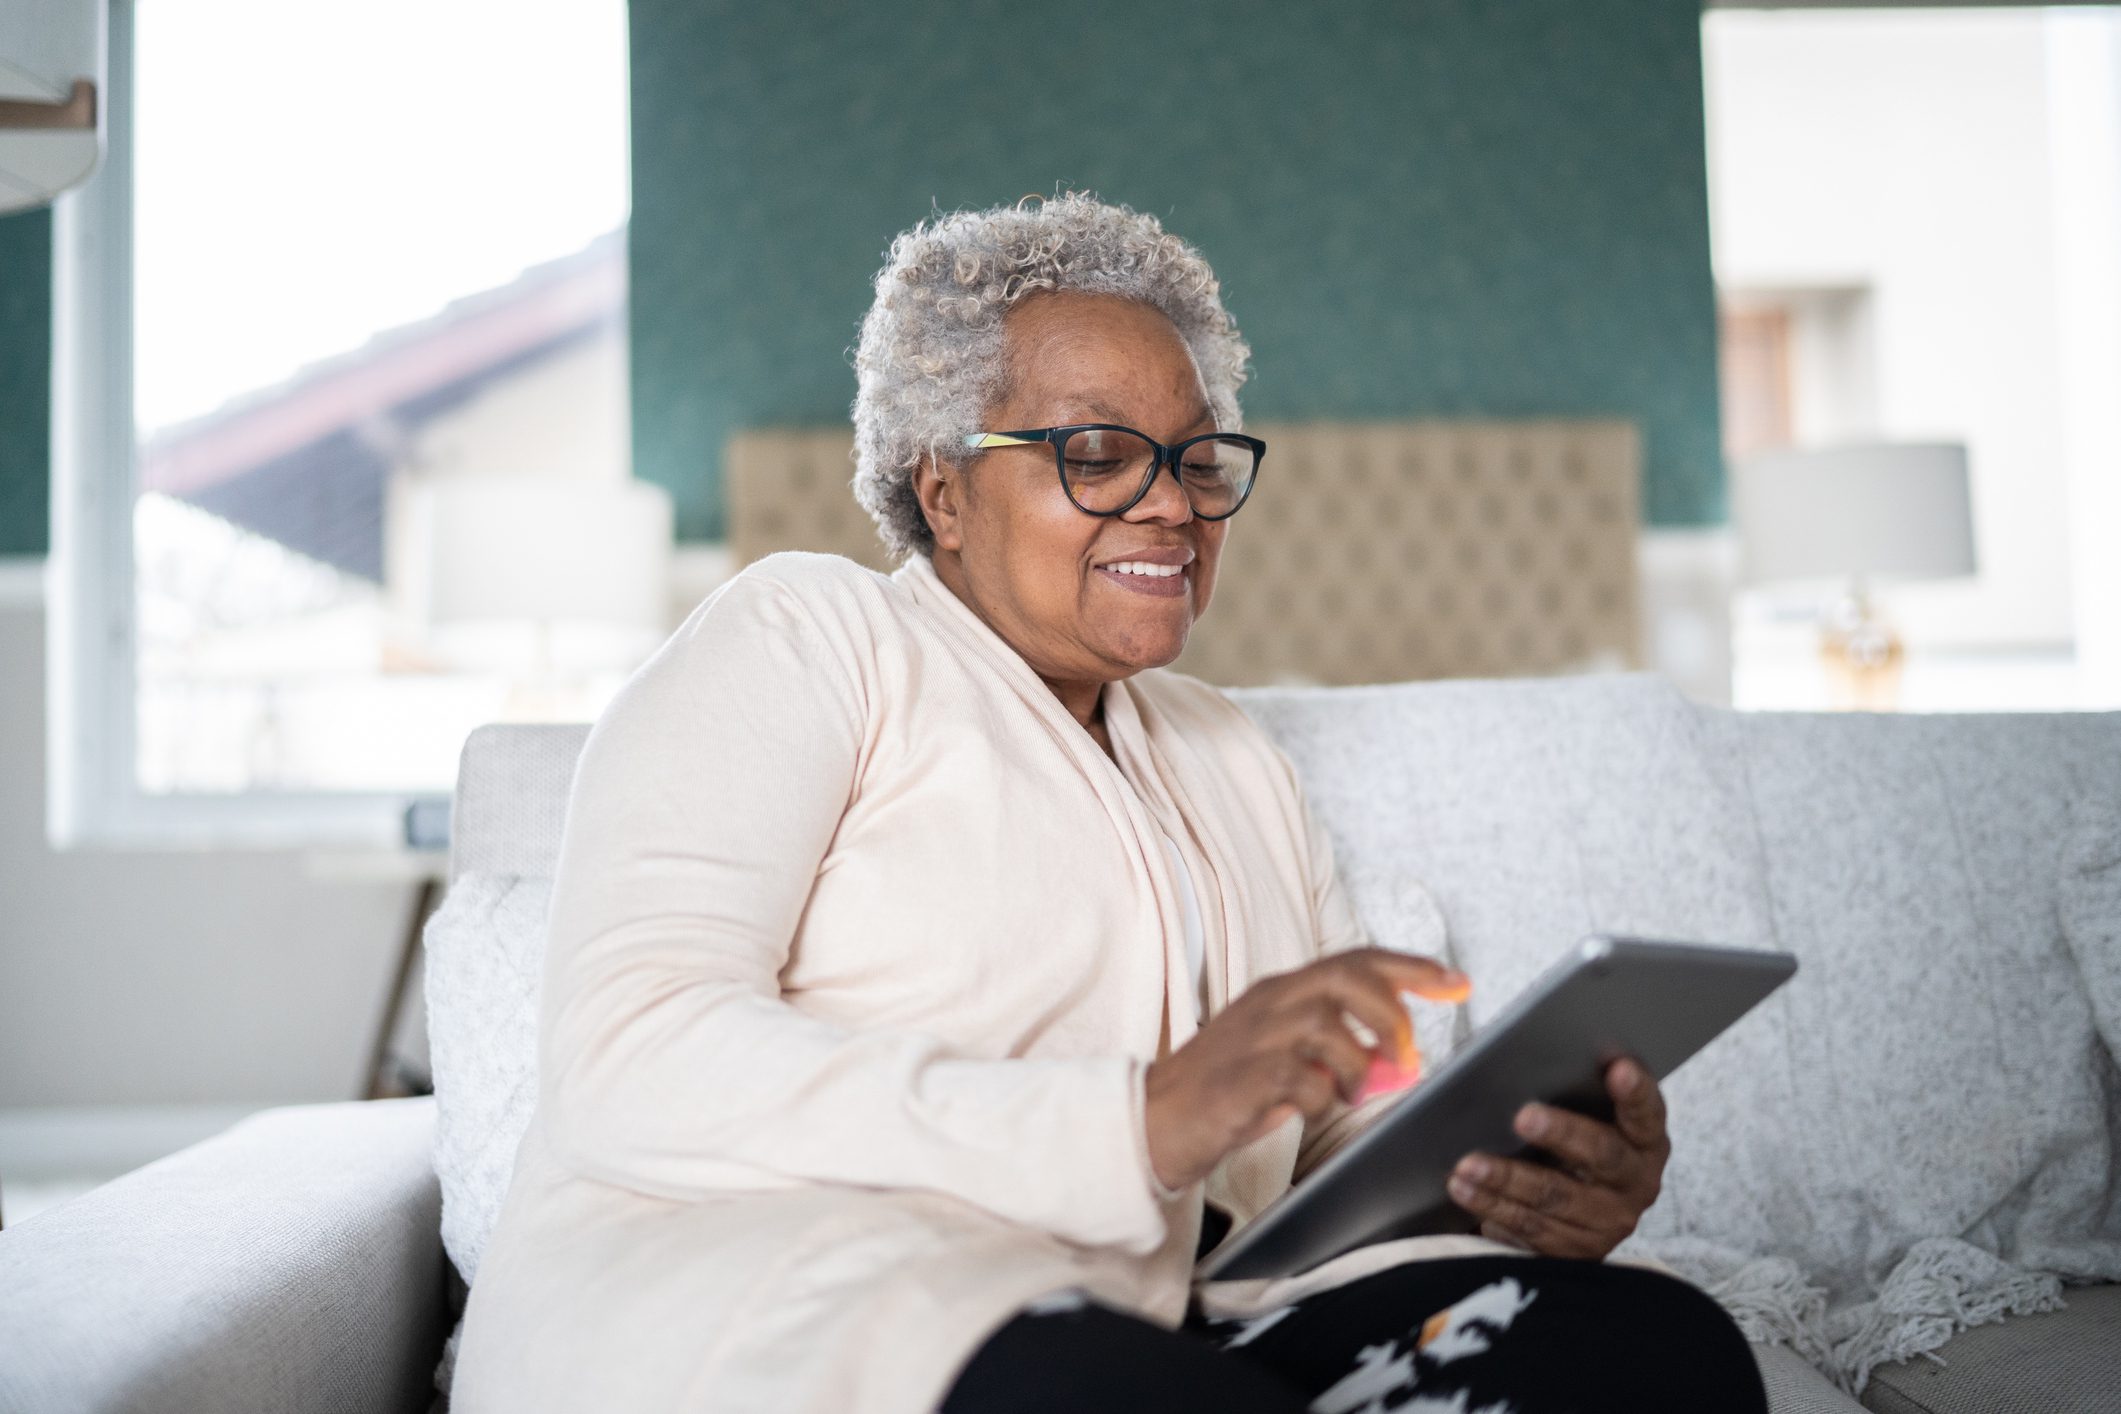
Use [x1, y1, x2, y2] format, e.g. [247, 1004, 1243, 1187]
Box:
[1158, 832, 1209, 1020]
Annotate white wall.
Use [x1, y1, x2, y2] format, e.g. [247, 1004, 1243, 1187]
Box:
[0, 580, 412, 1120]
[1705, 10, 2092, 650]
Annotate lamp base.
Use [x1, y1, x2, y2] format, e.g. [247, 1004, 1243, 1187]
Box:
[1819, 589, 1904, 711]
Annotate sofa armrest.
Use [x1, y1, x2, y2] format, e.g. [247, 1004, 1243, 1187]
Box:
[0, 1098, 446, 1414]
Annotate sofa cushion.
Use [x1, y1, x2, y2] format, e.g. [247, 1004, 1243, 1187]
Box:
[1229, 675, 1775, 1070]
[1859, 1282, 2121, 1414]
[1754, 1344, 1867, 1414]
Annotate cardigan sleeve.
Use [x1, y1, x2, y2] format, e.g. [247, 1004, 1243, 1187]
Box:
[536, 565, 1171, 1257]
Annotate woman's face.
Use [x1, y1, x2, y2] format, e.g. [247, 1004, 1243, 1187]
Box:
[917, 292, 1228, 701]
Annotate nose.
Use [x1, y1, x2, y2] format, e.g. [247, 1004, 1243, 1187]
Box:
[1123, 453, 1196, 525]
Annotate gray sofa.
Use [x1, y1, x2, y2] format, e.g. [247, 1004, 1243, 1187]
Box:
[3, 675, 2116, 1414]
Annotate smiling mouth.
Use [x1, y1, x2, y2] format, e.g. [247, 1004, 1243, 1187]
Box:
[1093, 560, 1191, 599]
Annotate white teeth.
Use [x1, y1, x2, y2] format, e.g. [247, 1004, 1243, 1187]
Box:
[1104, 561, 1183, 578]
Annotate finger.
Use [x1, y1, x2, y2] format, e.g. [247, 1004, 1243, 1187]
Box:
[1305, 966, 1421, 1068]
[1606, 1058, 1670, 1151]
[1448, 1176, 1609, 1259]
[1290, 1002, 1378, 1101]
[1479, 1219, 1538, 1253]
[1352, 1047, 1424, 1105]
[1344, 950, 1472, 1054]
[1511, 1104, 1635, 1184]
[1452, 1153, 1620, 1233]
[1362, 949, 1474, 1004]
[1274, 1046, 1345, 1120]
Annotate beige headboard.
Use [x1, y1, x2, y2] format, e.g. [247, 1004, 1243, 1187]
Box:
[725, 419, 1641, 687]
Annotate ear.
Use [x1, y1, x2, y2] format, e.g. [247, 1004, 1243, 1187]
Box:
[912, 451, 967, 555]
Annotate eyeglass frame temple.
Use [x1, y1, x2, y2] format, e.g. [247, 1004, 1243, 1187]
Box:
[960, 425, 1266, 520]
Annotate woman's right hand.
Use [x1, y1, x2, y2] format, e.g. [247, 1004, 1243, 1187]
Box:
[1143, 948, 1471, 1193]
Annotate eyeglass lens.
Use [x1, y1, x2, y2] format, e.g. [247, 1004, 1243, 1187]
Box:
[1060, 428, 1257, 516]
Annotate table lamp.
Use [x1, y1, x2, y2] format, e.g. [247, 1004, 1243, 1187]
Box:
[396, 475, 674, 716]
[1732, 443, 1977, 710]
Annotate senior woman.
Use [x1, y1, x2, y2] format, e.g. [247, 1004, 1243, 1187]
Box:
[452, 195, 1766, 1413]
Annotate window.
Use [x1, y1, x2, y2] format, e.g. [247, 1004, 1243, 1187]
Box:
[51, 0, 636, 845]
[1705, 5, 2121, 709]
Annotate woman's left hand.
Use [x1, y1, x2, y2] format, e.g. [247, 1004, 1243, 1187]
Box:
[1445, 1057, 1671, 1260]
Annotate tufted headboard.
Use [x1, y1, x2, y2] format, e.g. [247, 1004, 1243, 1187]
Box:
[725, 419, 1641, 687]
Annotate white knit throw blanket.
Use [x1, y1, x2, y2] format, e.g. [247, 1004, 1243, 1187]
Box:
[1234, 677, 2121, 1399]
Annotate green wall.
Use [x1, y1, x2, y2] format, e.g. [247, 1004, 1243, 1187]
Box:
[629, 0, 1724, 542]
[0, 209, 50, 557]
[0, 1, 1725, 560]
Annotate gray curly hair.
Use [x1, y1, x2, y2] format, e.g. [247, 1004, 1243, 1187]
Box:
[850, 192, 1252, 560]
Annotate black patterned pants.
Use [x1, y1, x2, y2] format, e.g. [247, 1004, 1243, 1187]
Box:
[939, 1255, 1768, 1414]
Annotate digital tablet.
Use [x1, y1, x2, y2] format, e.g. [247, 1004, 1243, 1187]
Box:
[1194, 935, 1797, 1282]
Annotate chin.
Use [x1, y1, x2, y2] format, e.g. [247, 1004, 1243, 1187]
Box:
[1087, 587, 1203, 673]
[1112, 625, 1191, 673]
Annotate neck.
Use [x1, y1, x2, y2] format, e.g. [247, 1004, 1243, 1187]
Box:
[927, 549, 1107, 731]
[1043, 676, 1105, 731]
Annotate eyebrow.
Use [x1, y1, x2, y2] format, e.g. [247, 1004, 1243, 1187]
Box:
[1076, 397, 1217, 437]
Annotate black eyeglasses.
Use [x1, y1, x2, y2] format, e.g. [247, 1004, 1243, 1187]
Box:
[963, 424, 1266, 519]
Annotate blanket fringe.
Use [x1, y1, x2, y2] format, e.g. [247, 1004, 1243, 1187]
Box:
[1631, 1235, 2065, 1396]
[1826, 1237, 2065, 1394]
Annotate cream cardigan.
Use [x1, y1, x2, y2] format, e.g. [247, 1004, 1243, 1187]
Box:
[451, 550, 1476, 1414]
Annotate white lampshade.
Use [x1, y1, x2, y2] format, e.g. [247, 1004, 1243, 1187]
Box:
[399, 476, 674, 632]
[1734, 442, 1977, 588]
[0, 0, 104, 215]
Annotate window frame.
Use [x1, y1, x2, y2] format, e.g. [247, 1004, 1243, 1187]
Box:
[48, 0, 430, 850]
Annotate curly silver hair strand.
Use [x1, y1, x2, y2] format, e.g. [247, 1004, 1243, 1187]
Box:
[849, 192, 1252, 560]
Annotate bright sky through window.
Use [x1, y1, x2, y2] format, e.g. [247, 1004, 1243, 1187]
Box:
[133, 0, 631, 432]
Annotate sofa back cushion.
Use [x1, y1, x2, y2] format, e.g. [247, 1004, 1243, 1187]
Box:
[1231, 676, 1787, 1257]
[425, 872, 554, 1288]
[425, 724, 586, 1288]
[1676, 708, 2121, 1299]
